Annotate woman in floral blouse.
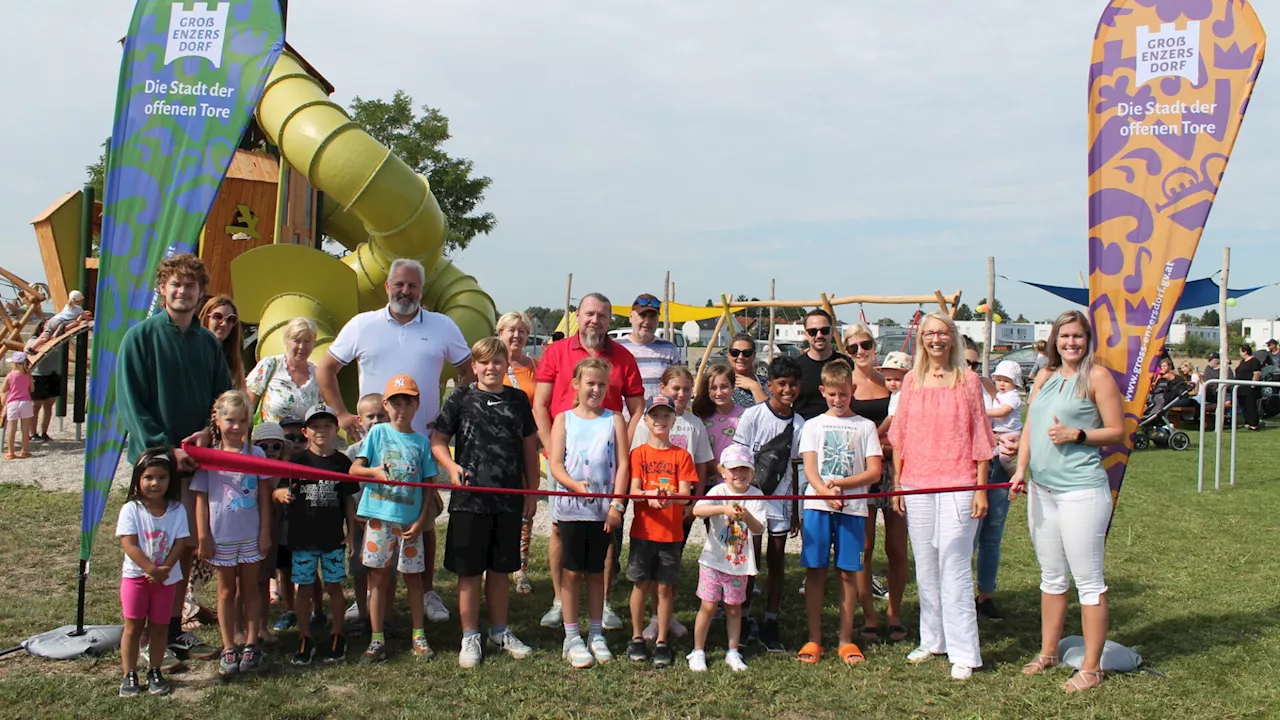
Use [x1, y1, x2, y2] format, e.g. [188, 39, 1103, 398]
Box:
[246, 317, 321, 425]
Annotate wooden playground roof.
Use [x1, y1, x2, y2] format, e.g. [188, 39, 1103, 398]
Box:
[226, 151, 279, 183]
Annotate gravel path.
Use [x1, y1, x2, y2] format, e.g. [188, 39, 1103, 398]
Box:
[0, 426, 810, 552]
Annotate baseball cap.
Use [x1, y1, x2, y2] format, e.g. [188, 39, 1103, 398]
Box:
[632, 293, 662, 313]
[252, 422, 285, 443]
[646, 395, 677, 414]
[1208, 351, 1220, 360]
[68, 290, 85, 303]
[720, 443, 754, 469]
[993, 360, 1023, 384]
[385, 373, 420, 398]
[304, 403, 338, 426]
[1267, 339, 1278, 347]
[279, 414, 304, 428]
[877, 351, 911, 372]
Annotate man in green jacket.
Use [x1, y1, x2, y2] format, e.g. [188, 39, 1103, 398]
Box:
[116, 253, 231, 664]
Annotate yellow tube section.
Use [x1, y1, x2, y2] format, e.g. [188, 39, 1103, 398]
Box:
[256, 52, 446, 296]
[256, 292, 338, 361]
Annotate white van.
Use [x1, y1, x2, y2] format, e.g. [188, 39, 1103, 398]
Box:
[607, 328, 689, 365]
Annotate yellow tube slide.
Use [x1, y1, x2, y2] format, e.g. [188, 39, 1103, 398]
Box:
[250, 51, 496, 350]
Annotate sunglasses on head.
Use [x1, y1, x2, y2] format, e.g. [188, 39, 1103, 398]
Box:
[256, 440, 284, 452]
[729, 348, 755, 358]
[805, 326, 832, 337]
[284, 433, 306, 444]
[846, 339, 875, 352]
[633, 297, 661, 310]
[209, 312, 237, 325]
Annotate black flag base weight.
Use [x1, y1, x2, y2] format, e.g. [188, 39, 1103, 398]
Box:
[19, 559, 122, 660]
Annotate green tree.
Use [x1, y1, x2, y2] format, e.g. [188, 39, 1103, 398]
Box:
[952, 303, 974, 321]
[349, 91, 496, 255]
[1014, 313, 1029, 323]
[85, 139, 108, 199]
[1199, 309, 1220, 327]
[1176, 312, 1197, 325]
[876, 317, 899, 327]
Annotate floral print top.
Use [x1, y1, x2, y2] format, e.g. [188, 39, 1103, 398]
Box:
[245, 355, 320, 424]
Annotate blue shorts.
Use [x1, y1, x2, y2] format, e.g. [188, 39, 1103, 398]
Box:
[291, 548, 347, 585]
[799, 510, 865, 572]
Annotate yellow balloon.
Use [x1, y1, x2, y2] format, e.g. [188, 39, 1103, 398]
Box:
[993, 313, 1004, 323]
[1226, 297, 1238, 307]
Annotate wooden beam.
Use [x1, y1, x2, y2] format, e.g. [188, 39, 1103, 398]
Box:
[820, 292, 836, 321]
[695, 293, 731, 392]
[934, 290, 950, 315]
[716, 291, 962, 309]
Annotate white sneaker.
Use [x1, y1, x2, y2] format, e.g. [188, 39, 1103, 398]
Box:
[725, 649, 749, 672]
[588, 633, 613, 663]
[669, 617, 688, 638]
[907, 647, 939, 664]
[601, 603, 623, 631]
[686, 649, 708, 672]
[562, 636, 595, 669]
[951, 663, 973, 680]
[540, 599, 563, 628]
[458, 634, 483, 668]
[641, 616, 659, 642]
[344, 601, 360, 622]
[424, 591, 450, 623]
[487, 628, 533, 660]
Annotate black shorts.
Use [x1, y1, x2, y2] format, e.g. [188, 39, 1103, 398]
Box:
[444, 511, 522, 577]
[560, 521, 610, 574]
[30, 374, 62, 402]
[626, 537, 682, 586]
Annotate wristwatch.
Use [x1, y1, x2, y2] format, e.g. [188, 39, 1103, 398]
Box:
[1075, 429, 1087, 444]
[610, 500, 626, 513]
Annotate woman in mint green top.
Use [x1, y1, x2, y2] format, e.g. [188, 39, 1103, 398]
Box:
[1010, 311, 1124, 694]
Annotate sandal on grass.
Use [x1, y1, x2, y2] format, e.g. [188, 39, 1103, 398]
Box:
[1063, 669, 1104, 693]
[1022, 653, 1060, 675]
[837, 643, 865, 665]
[796, 642, 823, 664]
[859, 625, 879, 644]
[514, 571, 533, 596]
[888, 625, 908, 643]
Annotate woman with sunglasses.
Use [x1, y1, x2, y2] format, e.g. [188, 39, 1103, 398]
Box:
[727, 333, 768, 408]
[887, 312, 994, 680]
[246, 317, 322, 428]
[840, 325, 908, 645]
[199, 296, 245, 390]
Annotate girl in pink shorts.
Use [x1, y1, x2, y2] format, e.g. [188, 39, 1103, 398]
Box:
[2, 351, 35, 460]
[688, 444, 768, 672]
[116, 448, 188, 697]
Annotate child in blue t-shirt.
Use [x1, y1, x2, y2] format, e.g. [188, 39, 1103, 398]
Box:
[350, 375, 438, 663]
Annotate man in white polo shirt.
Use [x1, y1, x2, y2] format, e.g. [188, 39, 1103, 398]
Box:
[317, 257, 475, 623]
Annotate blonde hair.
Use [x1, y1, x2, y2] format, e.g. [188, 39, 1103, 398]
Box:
[283, 316, 317, 344]
[496, 311, 532, 335]
[1045, 310, 1095, 399]
[471, 336, 509, 364]
[911, 311, 966, 388]
[820, 358, 854, 387]
[841, 323, 873, 346]
[571, 357, 612, 408]
[692, 363, 735, 419]
[209, 390, 252, 447]
[659, 364, 694, 388]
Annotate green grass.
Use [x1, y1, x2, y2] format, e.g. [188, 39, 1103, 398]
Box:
[1, 433, 1279, 719]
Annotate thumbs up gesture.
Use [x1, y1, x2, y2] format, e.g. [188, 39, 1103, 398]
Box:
[1047, 415, 1077, 445]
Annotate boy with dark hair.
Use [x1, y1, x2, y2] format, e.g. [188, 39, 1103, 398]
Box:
[432, 337, 539, 668]
[275, 404, 358, 665]
[733, 355, 806, 653]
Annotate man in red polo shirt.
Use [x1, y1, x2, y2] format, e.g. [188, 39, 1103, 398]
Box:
[532, 292, 644, 631]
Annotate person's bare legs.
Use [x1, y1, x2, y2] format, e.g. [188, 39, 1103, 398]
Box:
[215, 566, 240, 651]
[353, 573, 369, 620]
[725, 602, 743, 652]
[239, 562, 261, 645]
[562, 569, 583, 632]
[1080, 595, 1109, 673]
[550, 524, 564, 602]
[1039, 591, 1069, 658]
[19, 418, 33, 455]
[766, 535, 786, 615]
[485, 572, 509, 629]
[629, 581, 650, 639]
[404, 573, 426, 632]
[458, 575, 482, 632]
[295, 576, 315, 641]
[120, 617, 144, 677]
[805, 567, 827, 646]
[368, 568, 390, 637]
[325, 582, 346, 637]
[655, 583, 674, 644]
[147, 619, 169, 671]
[856, 507, 880, 628]
[884, 512, 908, 631]
[837, 569, 858, 647]
[424, 529, 438, 593]
[693, 599, 715, 651]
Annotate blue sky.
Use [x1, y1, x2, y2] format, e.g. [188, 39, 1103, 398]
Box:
[2, 1, 1276, 324]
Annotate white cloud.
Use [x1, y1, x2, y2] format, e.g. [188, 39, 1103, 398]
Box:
[1, 1, 1275, 324]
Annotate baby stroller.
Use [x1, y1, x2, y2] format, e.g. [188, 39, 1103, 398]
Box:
[1133, 377, 1192, 451]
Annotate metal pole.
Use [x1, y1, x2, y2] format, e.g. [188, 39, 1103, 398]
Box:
[1230, 384, 1239, 487]
[1214, 248, 1229, 490]
[663, 271, 672, 339]
[74, 185, 94, 440]
[1197, 380, 1206, 492]
[983, 256, 995, 376]
[564, 273, 573, 337]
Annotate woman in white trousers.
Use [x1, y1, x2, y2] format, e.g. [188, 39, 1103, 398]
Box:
[1011, 310, 1124, 693]
[888, 312, 995, 680]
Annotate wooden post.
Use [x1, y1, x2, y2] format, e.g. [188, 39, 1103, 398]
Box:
[934, 290, 951, 316]
[983, 257, 995, 376]
[820, 292, 837, 322]
[663, 271, 672, 339]
[695, 293, 731, 391]
[564, 272, 573, 336]
[1214, 247, 1229, 490]
[768, 279, 776, 362]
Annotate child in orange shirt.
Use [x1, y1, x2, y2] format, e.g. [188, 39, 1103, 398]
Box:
[624, 396, 696, 668]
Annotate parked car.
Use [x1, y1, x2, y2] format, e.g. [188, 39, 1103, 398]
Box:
[525, 334, 551, 361]
[995, 346, 1039, 388]
[875, 328, 913, 363]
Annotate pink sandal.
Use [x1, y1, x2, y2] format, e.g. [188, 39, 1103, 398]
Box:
[1063, 669, 1105, 693]
[1022, 653, 1060, 675]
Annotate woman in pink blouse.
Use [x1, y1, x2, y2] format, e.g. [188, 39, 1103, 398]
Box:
[888, 311, 995, 680]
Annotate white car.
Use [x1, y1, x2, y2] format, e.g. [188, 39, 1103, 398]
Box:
[607, 328, 689, 365]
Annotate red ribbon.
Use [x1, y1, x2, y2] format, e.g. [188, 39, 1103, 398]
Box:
[182, 444, 1011, 502]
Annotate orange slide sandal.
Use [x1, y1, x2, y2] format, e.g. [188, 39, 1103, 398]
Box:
[838, 642, 865, 665]
[796, 642, 824, 664]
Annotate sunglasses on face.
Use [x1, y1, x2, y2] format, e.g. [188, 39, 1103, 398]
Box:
[846, 339, 875, 353]
[633, 297, 661, 310]
[805, 326, 832, 337]
[968, 360, 982, 370]
[256, 440, 284, 453]
[284, 433, 306, 444]
[729, 348, 755, 358]
[210, 312, 237, 325]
